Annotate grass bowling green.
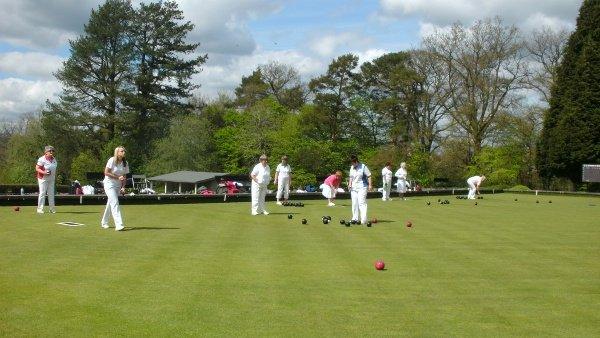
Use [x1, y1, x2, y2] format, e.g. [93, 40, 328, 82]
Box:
[1, 193, 599, 336]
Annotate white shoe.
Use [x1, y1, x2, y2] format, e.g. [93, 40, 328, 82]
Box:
[276, 201, 282, 205]
[262, 211, 269, 215]
[50, 209, 56, 214]
[328, 202, 335, 207]
[101, 224, 109, 229]
[252, 212, 259, 216]
[36, 210, 44, 214]
[115, 226, 125, 231]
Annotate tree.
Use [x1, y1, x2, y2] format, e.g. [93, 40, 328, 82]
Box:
[409, 49, 453, 152]
[144, 114, 217, 176]
[46, 0, 205, 172]
[308, 54, 361, 142]
[54, 0, 134, 142]
[235, 69, 269, 108]
[525, 27, 570, 105]
[357, 52, 416, 147]
[422, 18, 528, 157]
[0, 115, 45, 184]
[127, 0, 207, 161]
[538, 0, 600, 186]
[235, 62, 307, 110]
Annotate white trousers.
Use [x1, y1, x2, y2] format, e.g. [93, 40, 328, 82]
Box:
[276, 178, 290, 200]
[37, 178, 55, 212]
[251, 183, 268, 214]
[102, 184, 124, 227]
[467, 181, 477, 199]
[397, 179, 408, 193]
[351, 188, 368, 224]
[382, 180, 392, 200]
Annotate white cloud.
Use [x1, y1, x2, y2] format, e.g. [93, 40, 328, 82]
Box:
[0, 52, 64, 79]
[0, 78, 61, 120]
[177, 0, 282, 55]
[309, 32, 374, 57]
[0, 0, 99, 49]
[354, 49, 389, 65]
[194, 48, 324, 98]
[378, 0, 581, 32]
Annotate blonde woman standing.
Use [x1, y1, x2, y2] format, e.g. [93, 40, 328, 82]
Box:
[101, 146, 129, 231]
[35, 145, 57, 214]
[395, 162, 408, 200]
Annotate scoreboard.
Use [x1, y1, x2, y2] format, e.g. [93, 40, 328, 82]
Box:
[582, 164, 600, 182]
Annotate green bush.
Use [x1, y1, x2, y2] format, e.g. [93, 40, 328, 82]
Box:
[486, 169, 518, 188]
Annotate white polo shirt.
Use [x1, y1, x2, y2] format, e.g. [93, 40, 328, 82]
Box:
[36, 156, 57, 181]
[276, 163, 291, 182]
[395, 168, 407, 180]
[468, 176, 483, 185]
[251, 163, 271, 187]
[104, 157, 129, 188]
[349, 163, 371, 190]
[381, 167, 393, 183]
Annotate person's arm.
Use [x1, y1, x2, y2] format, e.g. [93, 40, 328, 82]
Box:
[273, 167, 279, 185]
[250, 166, 259, 184]
[35, 164, 47, 176]
[367, 176, 373, 191]
[104, 167, 124, 181]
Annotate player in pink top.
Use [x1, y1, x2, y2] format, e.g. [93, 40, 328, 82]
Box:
[322, 170, 343, 206]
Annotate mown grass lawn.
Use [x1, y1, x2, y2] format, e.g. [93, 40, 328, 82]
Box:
[1, 193, 599, 336]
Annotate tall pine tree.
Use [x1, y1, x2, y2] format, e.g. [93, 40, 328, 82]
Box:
[537, 0, 600, 186]
[44, 0, 206, 172]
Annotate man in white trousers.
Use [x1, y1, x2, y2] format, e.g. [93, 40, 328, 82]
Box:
[348, 155, 372, 225]
[250, 154, 271, 215]
[381, 161, 393, 201]
[35, 145, 58, 214]
[467, 175, 486, 199]
[274, 155, 291, 205]
[395, 162, 408, 200]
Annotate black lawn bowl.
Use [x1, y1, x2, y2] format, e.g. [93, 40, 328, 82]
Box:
[366, 221, 372, 227]
[287, 214, 293, 219]
[301, 219, 307, 224]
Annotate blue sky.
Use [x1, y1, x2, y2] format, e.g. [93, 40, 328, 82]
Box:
[0, 0, 582, 121]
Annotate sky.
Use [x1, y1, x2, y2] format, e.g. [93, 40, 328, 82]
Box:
[0, 0, 582, 121]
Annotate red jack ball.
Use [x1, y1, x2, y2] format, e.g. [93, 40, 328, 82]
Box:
[406, 220, 412, 228]
[374, 260, 385, 270]
[14, 206, 20, 212]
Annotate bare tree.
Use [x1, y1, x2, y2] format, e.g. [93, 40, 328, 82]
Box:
[259, 61, 308, 110]
[525, 27, 571, 104]
[409, 49, 454, 152]
[422, 17, 528, 157]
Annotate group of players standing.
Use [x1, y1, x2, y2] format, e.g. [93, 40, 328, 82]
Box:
[250, 154, 411, 225]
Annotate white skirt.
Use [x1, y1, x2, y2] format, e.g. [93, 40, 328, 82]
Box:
[321, 185, 335, 199]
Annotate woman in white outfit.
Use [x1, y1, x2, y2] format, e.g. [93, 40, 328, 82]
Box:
[381, 162, 393, 201]
[35, 145, 58, 214]
[395, 162, 408, 200]
[101, 146, 129, 231]
[274, 155, 291, 205]
[250, 154, 271, 215]
[467, 175, 486, 199]
[348, 155, 372, 225]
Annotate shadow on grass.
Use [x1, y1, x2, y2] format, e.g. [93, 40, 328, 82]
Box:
[374, 219, 395, 223]
[56, 211, 98, 214]
[269, 212, 302, 215]
[124, 227, 180, 231]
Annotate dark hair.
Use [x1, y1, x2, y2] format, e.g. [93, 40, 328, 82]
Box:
[385, 161, 391, 166]
[350, 155, 358, 162]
